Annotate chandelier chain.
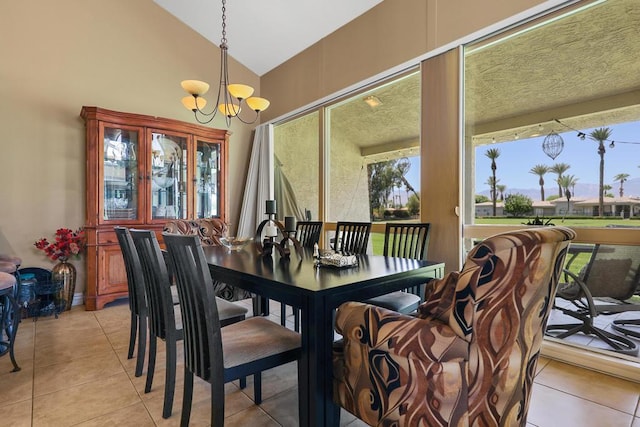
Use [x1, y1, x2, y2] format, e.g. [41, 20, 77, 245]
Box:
[220, 0, 227, 47]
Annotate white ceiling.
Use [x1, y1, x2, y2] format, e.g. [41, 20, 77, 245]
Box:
[154, 0, 383, 76]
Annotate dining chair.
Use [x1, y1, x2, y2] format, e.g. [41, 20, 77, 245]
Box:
[130, 229, 248, 419]
[546, 243, 640, 355]
[364, 222, 431, 314]
[114, 227, 149, 378]
[163, 233, 302, 427]
[333, 227, 575, 426]
[295, 221, 323, 249]
[333, 221, 371, 254]
[279, 221, 324, 331]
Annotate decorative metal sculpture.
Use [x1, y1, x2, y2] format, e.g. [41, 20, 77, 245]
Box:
[542, 131, 564, 160]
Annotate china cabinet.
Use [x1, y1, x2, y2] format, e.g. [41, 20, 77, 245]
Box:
[81, 107, 229, 310]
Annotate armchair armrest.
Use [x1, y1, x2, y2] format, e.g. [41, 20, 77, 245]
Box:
[336, 301, 467, 362]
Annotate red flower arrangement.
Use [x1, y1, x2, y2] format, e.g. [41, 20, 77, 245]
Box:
[34, 228, 86, 261]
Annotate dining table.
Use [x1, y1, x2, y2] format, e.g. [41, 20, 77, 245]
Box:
[202, 244, 445, 427]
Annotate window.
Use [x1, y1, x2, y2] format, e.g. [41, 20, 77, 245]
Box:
[273, 71, 421, 253]
[464, 0, 640, 236]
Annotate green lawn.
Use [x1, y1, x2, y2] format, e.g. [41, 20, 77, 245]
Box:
[475, 217, 640, 227]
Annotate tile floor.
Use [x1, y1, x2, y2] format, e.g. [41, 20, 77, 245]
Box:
[1, 298, 640, 427]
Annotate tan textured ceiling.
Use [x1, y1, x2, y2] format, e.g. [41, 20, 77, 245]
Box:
[327, 0, 640, 152]
[467, 0, 640, 142]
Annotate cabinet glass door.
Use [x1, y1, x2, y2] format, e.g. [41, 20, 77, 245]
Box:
[103, 127, 139, 221]
[150, 132, 188, 221]
[196, 140, 220, 218]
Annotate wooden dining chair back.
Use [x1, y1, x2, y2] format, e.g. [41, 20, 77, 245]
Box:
[383, 222, 431, 259]
[131, 229, 249, 419]
[163, 233, 302, 427]
[130, 229, 183, 418]
[114, 227, 147, 378]
[334, 221, 371, 254]
[295, 221, 323, 248]
[364, 222, 432, 314]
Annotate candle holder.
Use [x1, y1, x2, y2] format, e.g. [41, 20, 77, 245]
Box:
[275, 227, 303, 260]
[255, 214, 284, 257]
[254, 201, 302, 259]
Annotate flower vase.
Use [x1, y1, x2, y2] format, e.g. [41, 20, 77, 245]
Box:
[52, 258, 76, 311]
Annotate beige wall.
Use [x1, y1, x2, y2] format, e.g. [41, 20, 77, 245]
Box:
[0, 0, 259, 297]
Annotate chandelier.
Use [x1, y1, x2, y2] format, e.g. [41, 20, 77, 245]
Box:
[180, 0, 270, 126]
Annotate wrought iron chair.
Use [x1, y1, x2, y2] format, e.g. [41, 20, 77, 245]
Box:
[0, 271, 20, 372]
[333, 227, 575, 426]
[130, 229, 248, 418]
[364, 222, 431, 313]
[163, 233, 302, 427]
[546, 243, 640, 356]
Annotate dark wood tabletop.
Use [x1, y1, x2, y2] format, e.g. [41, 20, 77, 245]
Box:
[202, 243, 445, 426]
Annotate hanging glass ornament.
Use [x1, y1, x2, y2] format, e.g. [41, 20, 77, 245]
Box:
[542, 131, 564, 160]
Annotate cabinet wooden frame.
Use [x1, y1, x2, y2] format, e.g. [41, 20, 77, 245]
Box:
[81, 106, 229, 310]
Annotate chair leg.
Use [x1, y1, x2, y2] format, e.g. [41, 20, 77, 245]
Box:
[145, 336, 157, 393]
[253, 372, 262, 404]
[134, 314, 146, 377]
[128, 312, 137, 360]
[2, 294, 20, 372]
[239, 377, 246, 389]
[280, 304, 287, 327]
[293, 308, 300, 332]
[612, 319, 640, 339]
[547, 321, 638, 356]
[162, 338, 177, 419]
[211, 379, 225, 427]
[181, 369, 194, 427]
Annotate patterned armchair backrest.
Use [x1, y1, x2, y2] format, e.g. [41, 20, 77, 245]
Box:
[163, 219, 228, 246]
[419, 226, 575, 425]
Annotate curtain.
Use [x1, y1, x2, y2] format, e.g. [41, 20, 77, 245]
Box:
[237, 124, 273, 237]
[274, 156, 306, 221]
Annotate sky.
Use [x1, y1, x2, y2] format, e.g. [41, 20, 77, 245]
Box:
[390, 120, 640, 203]
[474, 121, 640, 197]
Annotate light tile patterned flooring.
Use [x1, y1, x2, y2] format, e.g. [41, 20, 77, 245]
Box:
[1, 298, 640, 427]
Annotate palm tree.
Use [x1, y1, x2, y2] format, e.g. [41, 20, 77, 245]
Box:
[613, 173, 629, 197]
[485, 148, 500, 216]
[550, 163, 571, 198]
[496, 184, 507, 201]
[603, 184, 614, 198]
[485, 176, 500, 215]
[529, 164, 549, 201]
[589, 127, 612, 217]
[557, 174, 578, 219]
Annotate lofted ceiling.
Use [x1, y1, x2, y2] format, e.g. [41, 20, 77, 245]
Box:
[153, 0, 383, 76]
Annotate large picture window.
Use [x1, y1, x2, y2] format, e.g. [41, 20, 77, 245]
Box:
[464, 0, 640, 235]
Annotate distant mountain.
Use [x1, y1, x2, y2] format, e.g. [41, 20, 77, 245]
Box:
[478, 178, 640, 200]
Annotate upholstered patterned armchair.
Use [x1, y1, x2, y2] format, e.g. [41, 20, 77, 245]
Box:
[333, 227, 575, 427]
[163, 219, 253, 302]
